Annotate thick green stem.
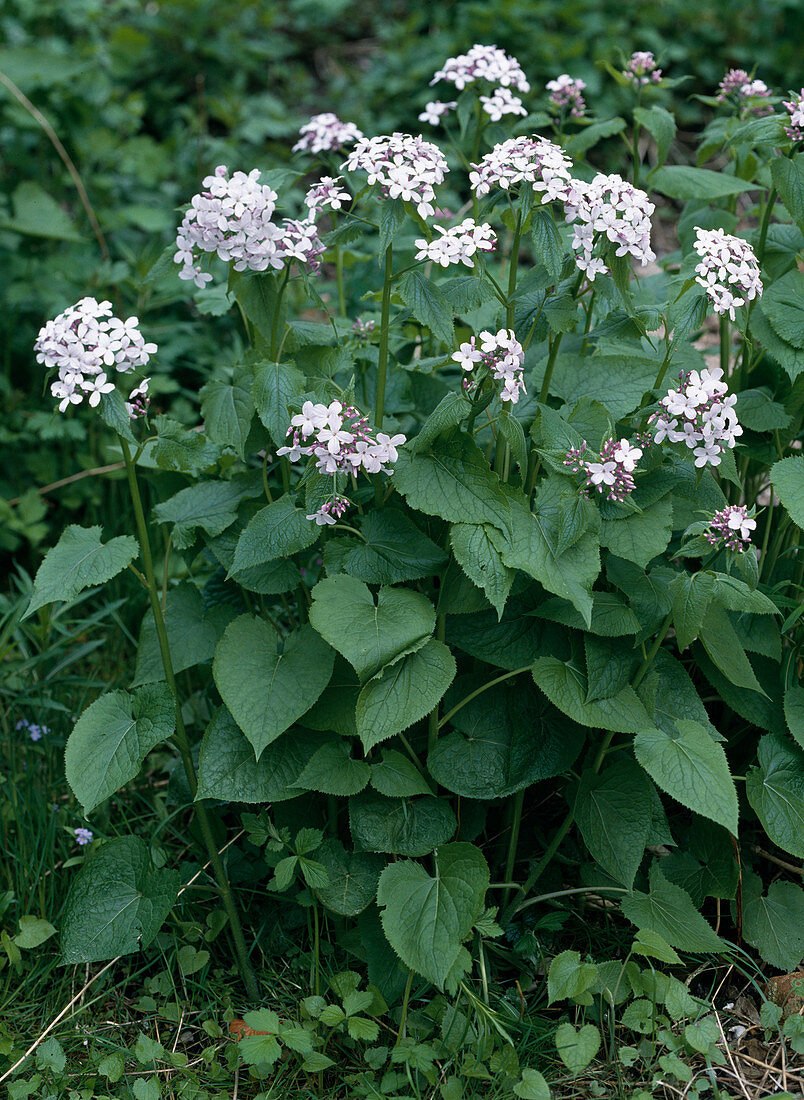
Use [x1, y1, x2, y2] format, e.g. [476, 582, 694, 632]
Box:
[502, 789, 525, 910]
[538, 331, 563, 404]
[439, 665, 532, 730]
[427, 615, 446, 756]
[756, 187, 777, 267]
[270, 267, 290, 360]
[505, 211, 522, 331]
[395, 969, 415, 1045]
[374, 244, 394, 432]
[120, 437, 259, 1001]
[720, 315, 731, 381]
[335, 245, 346, 318]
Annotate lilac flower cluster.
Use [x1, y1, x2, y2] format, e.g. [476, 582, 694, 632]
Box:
[277, 400, 405, 523]
[430, 44, 530, 93]
[479, 87, 528, 122]
[623, 51, 662, 87]
[650, 367, 742, 468]
[414, 218, 496, 268]
[705, 505, 757, 552]
[783, 89, 804, 143]
[352, 317, 375, 337]
[693, 227, 763, 320]
[717, 69, 773, 116]
[342, 133, 449, 219]
[16, 718, 50, 741]
[563, 173, 656, 280]
[546, 74, 587, 118]
[452, 329, 526, 404]
[469, 136, 573, 200]
[305, 176, 351, 217]
[35, 298, 157, 414]
[564, 438, 643, 503]
[74, 827, 94, 847]
[293, 113, 364, 155]
[418, 100, 457, 127]
[174, 167, 325, 287]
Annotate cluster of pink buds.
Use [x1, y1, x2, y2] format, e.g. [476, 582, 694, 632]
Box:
[305, 176, 351, 217]
[650, 367, 742, 468]
[352, 317, 375, 338]
[563, 173, 656, 279]
[623, 51, 663, 86]
[717, 70, 773, 116]
[418, 100, 456, 127]
[293, 113, 364, 155]
[546, 74, 587, 118]
[469, 135, 574, 201]
[693, 227, 763, 320]
[307, 495, 351, 527]
[342, 133, 449, 219]
[705, 505, 757, 552]
[564, 438, 642, 503]
[784, 89, 804, 143]
[452, 329, 526, 404]
[414, 218, 496, 268]
[430, 44, 530, 93]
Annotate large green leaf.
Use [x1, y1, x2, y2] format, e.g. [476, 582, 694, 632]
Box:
[252, 359, 305, 445]
[620, 865, 724, 953]
[428, 681, 583, 799]
[24, 525, 138, 618]
[649, 165, 755, 200]
[61, 837, 180, 963]
[309, 575, 435, 682]
[293, 739, 371, 796]
[314, 840, 385, 917]
[231, 497, 318, 573]
[397, 270, 454, 345]
[574, 760, 652, 888]
[370, 750, 433, 798]
[785, 684, 804, 750]
[133, 583, 235, 685]
[634, 719, 738, 835]
[600, 497, 673, 568]
[65, 685, 174, 815]
[355, 639, 456, 752]
[376, 843, 489, 988]
[741, 871, 804, 972]
[322, 509, 446, 585]
[669, 571, 716, 651]
[634, 105, 676, 166]
[392, 431, 511, 529]
[771, 153, 804, 233]
[746, 733, 804, 858]
[699, 604, 766, 695]
[213, 617, 334, 758]
[153, 477, 261, 550]
[531, 656, 654, 733]
[770, 455, 804, 530]
[761, 269, 804, 349]
[151, 417, 221, 473]
[196, 708, 327, 802]
[350, 792, 456, 857]
[450, 523, 515, 619]
[2, 181, 83, 241]
[200, 373, 254, 458]
[555, 1023, 601, 1076]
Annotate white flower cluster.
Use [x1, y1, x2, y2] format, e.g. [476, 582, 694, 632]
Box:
[693, 227, 763, 320]
[564, 438, 643, 503]
[414, 218, 496, 268]
[35, 297, 156, 414]
[546, 74, 587, 118]
[279, 399, 406, 477]
[650, 367, 742, 468]
[469, 135, 573, 200]
[430, 44, 530, 93]
[705, 504, 757, 552]
[784, 89, 804, 143]
[623, 51, 662, 86]
[452, 328, 526, 404]
[480, 87, 528, 121]
[563, 173, 656, 280]
[305, 176, 351, 217]
[418, 100, 456, 127]
[293, 112, 364, 155]
[342, 133, 449, 218]
[174, 167, 324, 287]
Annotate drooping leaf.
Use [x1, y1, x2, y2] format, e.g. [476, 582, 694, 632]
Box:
[153, 476, 261, 550]
[746, 733, 804, 858]
[25, 525, 138, 618]
[574, 760, 652, 888]
[650, 165, 756, 200]
[397, 270, 454, 345]
[213, 617, 334, 758]
[376, 843, 489, 988]
[620, 865, 724, 953]
[200, 373, 254, 458]
[450, 522, 515, 619]
[531, 656, 654, 733]
[741, 871, 804, 972]
[65, 684, 175, 815]
[61, 837, 180, 963]
[370, 750, 433, 798]
[252, 359, 305, 445]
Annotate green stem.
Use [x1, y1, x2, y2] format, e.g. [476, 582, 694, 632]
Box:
[396, 969, 414, 1045]
[270, 267, 290, 360]
[506, 210, 522, 330]
[651, 338, 676, 393]
[756, 187, 777, 267]
[427, 615, 446, 755]
[120, 437, 259, 1001]
[374, 244, 394, 433]
[720, 315, 731, 382]
[632, 611, 673, 690]
[502, 789, 525, 910]
[538, 331, 564, 404]
[438, 665, 532, 730]
[335, 245, 346, 317]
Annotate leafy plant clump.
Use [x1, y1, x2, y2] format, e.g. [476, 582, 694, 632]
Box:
[19, 39, 804, 1096]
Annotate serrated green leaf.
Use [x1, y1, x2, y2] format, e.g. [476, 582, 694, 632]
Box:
[450, 522, 515, 619]
[746, 733, 804, 858]
[231, 497, 318, 573]
[741, 871, 804, 972]
[133, 583, 235, 685]
[294, 739, 371, 796]
[252, 359, 305, 445]
[314, 839, 385, 917]
[25, 525, 138, 618]
[555, 1022, 601, 1075]
[620, 865, 723, 953]
[770, 455, 804, 530]
[574, 760, 652, 888]
[349, 792, 456, 857]
[397, 270, 454, 345]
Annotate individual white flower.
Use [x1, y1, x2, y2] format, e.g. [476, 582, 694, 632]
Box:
[418, 100, 456, 126]
[479, 87, 528, 121]
[613, 439, 643, 471]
